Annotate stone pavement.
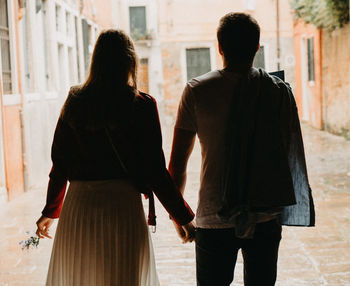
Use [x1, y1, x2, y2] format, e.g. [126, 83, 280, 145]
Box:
[1, 123, 350, 286]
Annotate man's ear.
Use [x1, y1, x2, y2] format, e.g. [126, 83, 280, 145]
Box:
[218, 42, 224, 55]
[257, 43, 260, 52]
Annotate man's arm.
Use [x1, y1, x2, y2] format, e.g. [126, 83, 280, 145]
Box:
[168, 128, 196, 194]
[168, 127, 196, 243]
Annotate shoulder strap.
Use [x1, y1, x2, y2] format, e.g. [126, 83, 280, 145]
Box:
[104, 125, 157, 230]
[104, 126, 128, 174]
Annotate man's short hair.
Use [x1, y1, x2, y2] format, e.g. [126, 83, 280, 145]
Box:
[217, 13, 260, 66]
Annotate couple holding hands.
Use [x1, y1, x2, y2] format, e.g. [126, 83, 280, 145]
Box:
[36, 12, 314, 286]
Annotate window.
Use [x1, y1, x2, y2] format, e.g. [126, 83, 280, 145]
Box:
[186, 48, 211, 81]
[95, 27, 98, 41]
[0, 0, 12, 93]
[307, 37, 315, 82]
[55, 4, 61, 31]
[253, 45, 265, 69]
[57, 43, 65, 89]
[243, 0, 255, 10]
[82, 19, 90, 74]
[74, 16, 81, 82]
[20, 12, 31, 91]
[129, 6, 146, 40]
[68, 47, 75, 85]
[138, 58, 149, 93]
[35, 0, 43, 13]
[41, 0, 49, 89]
[88, 24, 93, 45]
[66, 11, 71, 35]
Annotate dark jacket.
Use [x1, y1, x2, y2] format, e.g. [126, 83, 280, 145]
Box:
[219, 68, 315, 227]
[42, 86, 194, 226]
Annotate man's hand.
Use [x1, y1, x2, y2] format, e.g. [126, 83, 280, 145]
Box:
[36, 215, 54, 239]
[173, 220, 196, 243]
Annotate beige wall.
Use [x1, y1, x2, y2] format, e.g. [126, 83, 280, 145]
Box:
[159, 0, 293, 42]
[158, 0, 296, 116]
[293, 21, 323, 129]
[80, 0, 115, 29]
[17, 0, 119, 192]
[322, 24, 350, 137]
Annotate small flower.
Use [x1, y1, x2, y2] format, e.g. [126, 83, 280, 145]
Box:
[19, 232, 40, 250]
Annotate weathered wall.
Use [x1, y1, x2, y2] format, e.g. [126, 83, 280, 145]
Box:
[19, 0, 118, 191]
[0, 0, 25, 200]
[158, 0, 296, 115]
[2, 105, 24, 200]
[80, 0, 115, 29]
[293, 21, 323, 129]
[22, 99, 62, 190]
[322, 24, 350, 137]
[0, 84, 7, 203]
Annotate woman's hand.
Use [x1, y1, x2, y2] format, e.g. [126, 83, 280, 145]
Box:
[173, 220, 196, 243]
[36, 215, 54, 239]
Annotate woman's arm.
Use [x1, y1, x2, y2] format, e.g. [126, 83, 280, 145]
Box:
[41, 118, 69, 218]
[37, 118, 69, 239]
[140, 96, 195, 226]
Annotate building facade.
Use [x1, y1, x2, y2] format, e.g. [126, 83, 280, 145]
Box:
[321, 25, 350, 136]
[158, 0, 296, 116]
[116, 0, 164, 103]
[0, 0, 118, 201]
[0, 0, 25, 202]
[293, 21, 323, 129]
[116, 0, 296, 117]
[1, 0, 298, 202]
[293, 20, 350, 136]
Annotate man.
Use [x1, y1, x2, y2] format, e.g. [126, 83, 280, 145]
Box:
[169, 13, 315, 286]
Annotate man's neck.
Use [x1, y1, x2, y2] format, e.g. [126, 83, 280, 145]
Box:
[223, 60, 252, 74]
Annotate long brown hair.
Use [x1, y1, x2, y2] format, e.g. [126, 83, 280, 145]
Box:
[83, 29, 138, 90]
[61, 30, 139, 129]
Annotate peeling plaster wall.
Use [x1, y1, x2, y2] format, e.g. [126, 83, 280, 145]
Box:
[322, 24, 350, 137]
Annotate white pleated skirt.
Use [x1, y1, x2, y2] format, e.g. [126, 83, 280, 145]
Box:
[46, 179, 160, 286]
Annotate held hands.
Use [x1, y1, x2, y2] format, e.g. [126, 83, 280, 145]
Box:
[172, 220, 196, 243]
[36, 215, 54, 239]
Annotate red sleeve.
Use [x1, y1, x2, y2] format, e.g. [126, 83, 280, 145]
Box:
[41, 118, 69, 218]
[141, 96, 194, 225]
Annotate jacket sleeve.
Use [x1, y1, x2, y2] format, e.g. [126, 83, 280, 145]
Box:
[140, 97, 194, 225]
[41, 118, 69, 218]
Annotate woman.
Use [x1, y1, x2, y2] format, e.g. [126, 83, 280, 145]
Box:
[35, 29, 195, 286]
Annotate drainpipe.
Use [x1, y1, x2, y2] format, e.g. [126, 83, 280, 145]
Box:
[276, 0, 281, 70]
[0, 86, 7, 195]
[319, 29, 326, 131]
[0, 52, 7, 198]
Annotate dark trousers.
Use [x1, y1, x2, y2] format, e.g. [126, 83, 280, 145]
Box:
[196, 219, 282, 286]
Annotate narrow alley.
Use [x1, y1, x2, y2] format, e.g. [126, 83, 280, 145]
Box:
[1, 123, 350, 286]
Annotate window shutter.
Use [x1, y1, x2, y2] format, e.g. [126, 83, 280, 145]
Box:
[307, 37, 315, 82]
